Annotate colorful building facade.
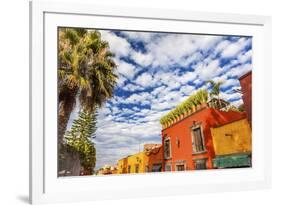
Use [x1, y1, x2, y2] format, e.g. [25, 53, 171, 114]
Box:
[161, 106, 246, 171]
[209, 70, 253, 168]
[117, 144, 163, 174]
[211, 118, 252, 168]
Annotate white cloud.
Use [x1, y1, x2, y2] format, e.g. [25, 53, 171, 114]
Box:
[220, 91, 242, 101]
[130, 51, 153, 67]
[193, 78, 202, 85]
[237, 49, 252, 63]
[226, 63, 252, 78]
[178, 72, 197, 84]
[123, 83, 145, 92]
[121, 31, 159, 43]
[181, 52, 203, 67]
[179, 85, 196, 95]
[147, 34, 198, 67]
[135, 72, 154, 87]
[221, 78, 239, 89]
[116, 75, 127, 87]
[195, 59, 223, 81]
[115, 59, 137, 80]
[151, 85, 167, 96]
[100, 30, 132, 57]
[123, 91, 151, 104]
[215, 40, 231, 53]
[198, 35, 223, 51]
[221, 38, 251, 58]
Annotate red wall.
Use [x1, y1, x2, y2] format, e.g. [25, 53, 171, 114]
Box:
[239, 71, 252, 125]
[161, 108, 246, 171]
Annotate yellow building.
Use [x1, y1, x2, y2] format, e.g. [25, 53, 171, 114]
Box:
[210, 118, 252, 168]
[117, 144, 163, 174]
[118, 152, 147, 174]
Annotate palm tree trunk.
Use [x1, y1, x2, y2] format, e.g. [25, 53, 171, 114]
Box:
[58, 95, 76, 146]
[58, 88, 78, 173]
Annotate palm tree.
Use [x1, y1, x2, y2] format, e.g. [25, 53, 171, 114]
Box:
[206, 80, 223, 108]
[58, 28, 118, 175]
[58, 28, 117, 143]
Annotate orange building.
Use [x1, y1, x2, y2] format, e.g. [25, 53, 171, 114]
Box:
[239, 71, 252, 125]
[144, 144, 163, 172]
[161, 106, 246, 171]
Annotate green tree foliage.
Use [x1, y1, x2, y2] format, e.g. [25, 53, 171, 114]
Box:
[160, 89, 208, 125]
[58, 28, 118, 145]
[206, 80, 223, 98]
[64, 109, 97, 173]
[226, 105, 240, 112]
[58, 28, 118, 175]
[206, 80, 223, 108]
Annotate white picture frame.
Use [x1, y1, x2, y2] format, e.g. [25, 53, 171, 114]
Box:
[30, 1, 272, 204]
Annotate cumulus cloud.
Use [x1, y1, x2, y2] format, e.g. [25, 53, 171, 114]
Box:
[122, 83, 145, 92]
[238, 49, 252, 64]
[135, 72, 154, 87]
[226, 63, 252, 78]
[221, 37, 251, 58]
[100, 30, 132, 57]
[195, 59, 224, 81]
[120, 31, 160, 43]
[115, 59, 137, 80]
[130, 51, 153, 67]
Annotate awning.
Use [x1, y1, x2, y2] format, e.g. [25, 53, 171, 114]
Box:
[213, 154, 251, 168]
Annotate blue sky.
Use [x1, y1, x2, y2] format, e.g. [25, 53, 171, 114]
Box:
[68, 30, 252, 169]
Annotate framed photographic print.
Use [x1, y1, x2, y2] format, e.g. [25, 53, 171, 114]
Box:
[30, 0, 272, 204]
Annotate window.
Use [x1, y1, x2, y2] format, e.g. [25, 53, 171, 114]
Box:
[164, 137, 171, 159]
[192, 126, 205, 153]
[176, 164, 185, 171]
[165, 164, 171, 172]
[128, 165, 131, 173]
[135, 164, 139, 173]
[194, 159, 207, 170]
[152, 163, 162, 172]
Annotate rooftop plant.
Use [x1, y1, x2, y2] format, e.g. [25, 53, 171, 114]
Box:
[160, 89, 208, 126]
